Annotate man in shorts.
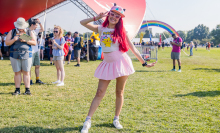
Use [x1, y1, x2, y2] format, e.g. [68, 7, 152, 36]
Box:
[28, 18, 46, 84]
[73, 32, 81, 67]
[170, 33, 182, 72]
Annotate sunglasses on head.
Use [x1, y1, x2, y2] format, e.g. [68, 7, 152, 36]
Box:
[109, 11, 121, 19]
[54, 31, 58, 33]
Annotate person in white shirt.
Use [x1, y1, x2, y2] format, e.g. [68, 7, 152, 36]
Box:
[37, 33, 45, 60]
[28, 18, 45, 84]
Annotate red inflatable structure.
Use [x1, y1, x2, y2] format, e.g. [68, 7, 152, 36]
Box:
[0, 0, 146, 39]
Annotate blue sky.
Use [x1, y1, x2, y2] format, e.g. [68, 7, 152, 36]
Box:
[37, 0, 220, 36]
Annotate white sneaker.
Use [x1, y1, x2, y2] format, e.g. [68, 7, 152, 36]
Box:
[177, 69, 181, 72]
[113, 119, 123, 129]
[52, 80, 61, 84]
[81, 121, 91, 133]
[56, 82, 64, 86]
[1, 57, 3, 60]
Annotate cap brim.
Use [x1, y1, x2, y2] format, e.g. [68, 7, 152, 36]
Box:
[14, 22, 29, 29]
[112, 10, 125, 18]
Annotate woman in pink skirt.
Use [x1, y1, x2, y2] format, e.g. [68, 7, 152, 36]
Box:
[80, 4, 156, 133]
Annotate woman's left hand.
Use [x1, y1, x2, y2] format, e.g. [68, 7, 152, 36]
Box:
[20, 39, 26, 42]
[145, 61, 157, 67]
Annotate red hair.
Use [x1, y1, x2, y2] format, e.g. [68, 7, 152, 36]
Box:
[102, 16, 129, 52]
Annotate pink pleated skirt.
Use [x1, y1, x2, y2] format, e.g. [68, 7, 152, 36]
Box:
[94, 50, 135, 80]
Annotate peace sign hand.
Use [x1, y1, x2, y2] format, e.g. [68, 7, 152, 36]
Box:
[96, 11, 109, 20]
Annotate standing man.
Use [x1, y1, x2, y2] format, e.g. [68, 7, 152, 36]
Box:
[170, 33, 182, 72]
[28, 18, 45, 84]
[73, 32, 81, 67]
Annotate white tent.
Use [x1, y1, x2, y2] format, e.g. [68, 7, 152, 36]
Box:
[162, 37, 173, 43]
[132, 38, 159, 43]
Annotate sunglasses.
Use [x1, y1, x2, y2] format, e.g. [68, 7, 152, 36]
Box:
[54, 31, 58, 33]
[109, 12, 121, 19]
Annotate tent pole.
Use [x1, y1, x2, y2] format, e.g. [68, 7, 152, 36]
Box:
[87, 5, 89, 62]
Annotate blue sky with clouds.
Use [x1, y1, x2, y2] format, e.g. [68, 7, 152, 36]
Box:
[37, 0, 220, 36]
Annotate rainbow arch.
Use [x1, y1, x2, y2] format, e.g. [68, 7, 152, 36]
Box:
[140, 20, 179, 37]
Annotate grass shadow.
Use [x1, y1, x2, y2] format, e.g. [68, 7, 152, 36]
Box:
[0, 83, 16, 86]
[0, 92, 13, 95]
[136, 70, 167, 72]
[95, 123, 115, 128]
[0, 126, 82, 133]
[175, 91, 220, 97]
[193, 68, 220, 72]
[40, 63, 52, 66]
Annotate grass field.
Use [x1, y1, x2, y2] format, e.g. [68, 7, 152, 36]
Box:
[0, 47, 220, 133]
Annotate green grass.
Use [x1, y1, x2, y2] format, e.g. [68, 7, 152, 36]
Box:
[0, 48, 220, 133]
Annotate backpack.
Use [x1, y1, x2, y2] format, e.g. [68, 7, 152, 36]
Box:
[79, 37, 84, 48]
[60, 38, 69, 56]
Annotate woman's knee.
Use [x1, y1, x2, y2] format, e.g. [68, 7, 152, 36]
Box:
[116, 89, 124, 97]
[95, 89, 105, 98]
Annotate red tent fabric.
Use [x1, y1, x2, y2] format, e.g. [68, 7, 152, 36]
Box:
[83, 0, 146, 39]
[0, 0, 146, 40]
[0, 0, 65, 33]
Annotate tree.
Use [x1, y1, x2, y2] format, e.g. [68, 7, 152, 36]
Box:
[154, 33, 160, 38]
[211, 24, 220, 45]
[192, 39, 201, 45]
[177, 30, 187, 41]
[185, 29, 194, 43]
[143, 30, 151, 38]
[193, 24, 209, 41]
[161, 31, 171, 40]
[83, 32, 93, 40]
[135, 33, 141, 38]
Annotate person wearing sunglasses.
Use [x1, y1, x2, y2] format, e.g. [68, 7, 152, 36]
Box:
[80, 4, 157, 133]
[51, 26, 65, 86]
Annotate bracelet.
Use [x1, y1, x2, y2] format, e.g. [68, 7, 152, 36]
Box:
[142, 62, 147, 67]
[93, 17, 96, 21]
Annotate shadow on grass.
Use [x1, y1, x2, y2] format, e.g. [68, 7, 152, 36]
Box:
[175, 91, 220, 97]
[193, 68, 220, 72]
[136, 70, 167, 72]
[40, 63, 52, 66]
[0, 126, 82, 133]
[0, 83, 15, 86]
[95, 123, 114, 128]
[0, 92, 12, 95]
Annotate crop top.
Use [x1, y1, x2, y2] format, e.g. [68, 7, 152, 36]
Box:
[98, 25, 119, 52]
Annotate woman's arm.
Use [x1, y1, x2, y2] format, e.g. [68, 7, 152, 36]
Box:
[126, 34, 156, 67]
[26, 31, 36, 46]
[5, 30, 18, 46]
[80, 11, 108, 33]
[53, 38, 64, 50]
[55, 43, 64, 50]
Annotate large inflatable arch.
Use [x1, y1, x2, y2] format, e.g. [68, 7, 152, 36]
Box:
[140, 20, 179, 37]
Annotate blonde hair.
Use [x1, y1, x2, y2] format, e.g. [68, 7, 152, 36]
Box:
[54, 26, 64, 38]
